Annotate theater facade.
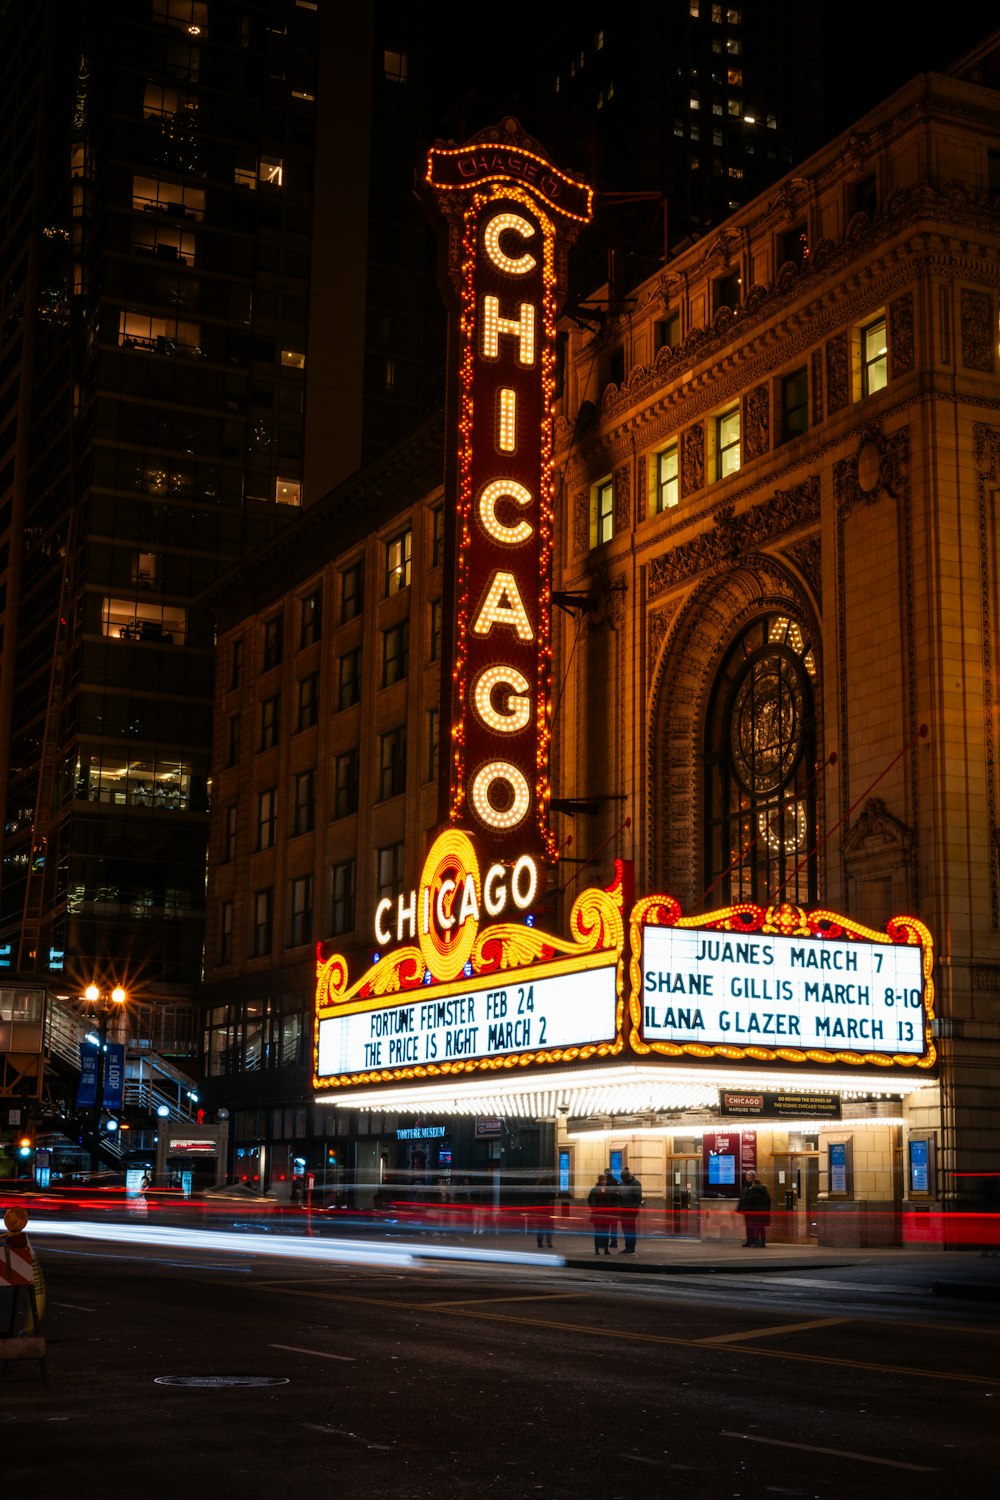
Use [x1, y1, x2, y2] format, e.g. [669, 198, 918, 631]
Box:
[203, 59, 1000, 1245]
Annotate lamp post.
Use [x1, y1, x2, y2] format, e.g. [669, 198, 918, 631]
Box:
[84, 983, 126, 1176]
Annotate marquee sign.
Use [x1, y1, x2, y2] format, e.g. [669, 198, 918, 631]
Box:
[426, 123, 592, 861]
[313, 828, 624, 1093]
[629, 896, 935, 1070]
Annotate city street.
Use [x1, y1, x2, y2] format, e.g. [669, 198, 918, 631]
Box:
[5, 1225, 999, 1498]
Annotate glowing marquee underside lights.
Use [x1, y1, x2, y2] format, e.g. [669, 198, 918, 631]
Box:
[313, 828, 625, 1094]
[426, 124, 592, 860]
[629, 895, 936, 1071]
[319, 1063, 934, 1120]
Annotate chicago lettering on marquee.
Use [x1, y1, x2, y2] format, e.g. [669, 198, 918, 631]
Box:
[313, 827, 624, 1093]
[426, 123, 593, 861]
[629, 895, 936, 1071]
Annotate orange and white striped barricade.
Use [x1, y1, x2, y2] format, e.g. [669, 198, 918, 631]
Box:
[1, 1207, 48, 1384]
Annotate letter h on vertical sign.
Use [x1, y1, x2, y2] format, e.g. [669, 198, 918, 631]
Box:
[425, 124, 593, 863]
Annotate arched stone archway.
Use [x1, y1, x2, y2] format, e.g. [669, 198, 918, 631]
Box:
[647, 553, 822, 908]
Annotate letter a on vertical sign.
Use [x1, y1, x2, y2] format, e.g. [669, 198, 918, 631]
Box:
[425, 124, 593, 861]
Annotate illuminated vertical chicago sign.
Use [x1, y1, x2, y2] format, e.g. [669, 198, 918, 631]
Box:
[426, 122, 593, 862]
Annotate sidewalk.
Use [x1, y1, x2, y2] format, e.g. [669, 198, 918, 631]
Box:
[403, 1225, 1000, 1297]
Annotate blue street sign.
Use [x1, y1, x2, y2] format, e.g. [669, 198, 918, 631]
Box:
[103, 1043, 125, 1110]
[77, 1043, 98, 1107]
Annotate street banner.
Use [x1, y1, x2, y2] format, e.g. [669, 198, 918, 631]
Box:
[103, 1043, 125, 1109]
[76, 1042, 98, 1107]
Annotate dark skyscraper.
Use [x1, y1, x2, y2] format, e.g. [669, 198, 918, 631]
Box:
[0, 0, 336, 1009]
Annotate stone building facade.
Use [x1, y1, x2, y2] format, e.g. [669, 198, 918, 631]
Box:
[550, 64, 1000, 1220]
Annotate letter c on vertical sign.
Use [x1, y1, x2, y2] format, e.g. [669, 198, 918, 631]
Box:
[482, 213, 536, 275]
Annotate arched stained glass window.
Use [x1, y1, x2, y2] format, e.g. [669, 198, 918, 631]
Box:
[704, 613, 818, 906]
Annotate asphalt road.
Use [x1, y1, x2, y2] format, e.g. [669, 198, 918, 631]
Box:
[5, 1229, 999, 1499]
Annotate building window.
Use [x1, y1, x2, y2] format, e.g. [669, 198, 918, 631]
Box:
[296, 672, 319, 731]
[595, 479, 614, 545]
[716, 407, 741, 479]
[376, 843, 405, 903]
[275, 476, 301, 506]
[337, 648, 362, 710]
[252, 888, 273, 957]
[331, 860, 356, 936]
[288, 874, 313, 947]
[861, 317, 887, 397]
[382, 619, 410, 686]
[384, 48, 407, 83]
[223, 804, 237, 862]
[340, 559, 364, 622]
[779, 223, 808, 268]
[705, 613, 817, 907]
[299, 588, 322, 648]
[429, 599, 442, 662]
[259, 694, 280, 750]
[334, 749, 359, 819]
[385, 529, 412, 595]
[426, 708, 439, 782]
[229, 637, 244, 691]
[378, 726, 407, 801]
[262, 615, 283, 671]
[655, 312, 680, 351]
[293, 769, 315, 835]
[713, 271, 741, 311]
[656, 445, 679, 511]
[226, 714, 241, 766]
[259, 155, 283, 186]
[281, 347, 306, 369]
[219, 901, 233, 965]
[780, 369, 808, 443]
[257, 787, 277, 851]
[432, 506, 445, 567]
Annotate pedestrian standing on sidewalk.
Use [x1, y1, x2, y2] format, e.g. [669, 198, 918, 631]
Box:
[737, 1169, 771, 1247]
[605, 1170, 621, 1249]
[619, 1167, 643, 1254]
[588, 1173, 613, 1255]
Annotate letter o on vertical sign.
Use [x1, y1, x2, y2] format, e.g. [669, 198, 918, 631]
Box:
[470, 761, 531, 831]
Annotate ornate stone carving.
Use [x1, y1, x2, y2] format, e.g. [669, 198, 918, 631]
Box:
[743, 383, 770, 461]
[775, 259, 800, 294]
[648, 603, 679, 664]
[961, 289, 994, 372]
[842, 797, 913, 867]
[834, 421, 910, 518]
[785, 536, 822, 606]
[680, 423, 705, 498]
[826, 333, 849, 415]
[573, 489, 590, 557]
[889, 292, 914, 377]
[635, 455, 647, 527]
[810, 347, 823, 427]
[613, 464, 631, 533]
[648, 478, 820, 598]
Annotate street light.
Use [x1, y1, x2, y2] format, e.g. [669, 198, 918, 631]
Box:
[83, 983, 126, 1175]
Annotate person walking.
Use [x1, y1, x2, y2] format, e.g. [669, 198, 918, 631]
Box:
[618, 1167, 643, 1254]
[605, 1169, 621, 1249]
[588, 1173, 613, 1255]
[737, 1169, 771, 1247]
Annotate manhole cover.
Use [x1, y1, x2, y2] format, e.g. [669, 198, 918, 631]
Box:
[155, 1375, 289, 1388]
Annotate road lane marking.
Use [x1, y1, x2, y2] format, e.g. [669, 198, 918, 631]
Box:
[720, 1432, 935, 1471]
[270, 1343, 356, 1362]
[696, 1316, 850, 1344]
[51, 1302, 98, 1313]
[422, 1292, 584, 1309]
[257, 1285, 999, 1387]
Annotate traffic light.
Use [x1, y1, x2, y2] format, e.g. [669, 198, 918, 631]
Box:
[17, 1135, 32, 1159]
[326, 1146, 337, 1167]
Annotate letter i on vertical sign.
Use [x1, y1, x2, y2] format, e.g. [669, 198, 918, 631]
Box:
[424, 122, 593, 863]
